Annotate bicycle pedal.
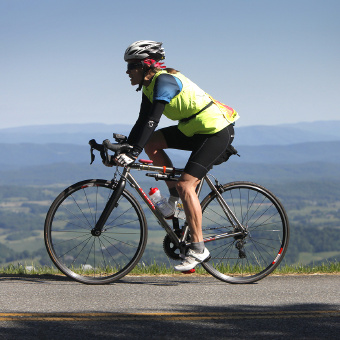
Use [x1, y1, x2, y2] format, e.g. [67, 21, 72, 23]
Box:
[182, 269, 195, 274]
[203, 255, 211, 263]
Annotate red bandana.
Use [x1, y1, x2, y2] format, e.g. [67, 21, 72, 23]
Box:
[143, 58, 166, 69]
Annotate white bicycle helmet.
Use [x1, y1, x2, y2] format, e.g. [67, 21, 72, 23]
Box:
[124, 40, 165, 62]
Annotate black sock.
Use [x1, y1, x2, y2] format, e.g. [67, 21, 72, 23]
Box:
[191, 242, 205, 253]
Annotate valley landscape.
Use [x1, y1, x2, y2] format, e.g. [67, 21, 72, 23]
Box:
[0, 121, 340, 269]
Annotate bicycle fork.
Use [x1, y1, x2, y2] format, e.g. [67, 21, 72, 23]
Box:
[91, 175, 127, 236]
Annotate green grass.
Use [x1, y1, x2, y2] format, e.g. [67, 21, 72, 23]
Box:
[273, 261, 340, 274]
[0, 261, 339, 276]
[0, 263, 58, 275]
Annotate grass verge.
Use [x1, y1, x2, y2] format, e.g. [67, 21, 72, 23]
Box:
[0, 261, 339, 276]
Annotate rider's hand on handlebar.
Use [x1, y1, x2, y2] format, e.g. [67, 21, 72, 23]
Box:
[115, 151, 138, 167]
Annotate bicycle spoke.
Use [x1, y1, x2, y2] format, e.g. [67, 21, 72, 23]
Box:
[201, 182, 289, 283]
[45, 180, 147, 284]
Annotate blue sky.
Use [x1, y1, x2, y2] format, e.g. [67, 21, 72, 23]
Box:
[1, 0, 339, 129]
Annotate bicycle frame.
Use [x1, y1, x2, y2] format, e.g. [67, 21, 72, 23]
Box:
[44, 137, 289, 285]
[92, 162, 247, 249]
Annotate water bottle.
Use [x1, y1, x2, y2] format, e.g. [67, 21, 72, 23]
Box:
[149, 188, 174, 218]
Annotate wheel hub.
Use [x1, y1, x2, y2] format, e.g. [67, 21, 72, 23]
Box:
[91, 228, 102, 237]
[233, 225, 248, 240]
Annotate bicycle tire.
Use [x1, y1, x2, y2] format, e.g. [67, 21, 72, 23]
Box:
[44, 179, 147, 284]
[200, 181, 289, 284]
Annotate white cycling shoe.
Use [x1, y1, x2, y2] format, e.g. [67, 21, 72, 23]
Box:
[174, 248, 210, 272]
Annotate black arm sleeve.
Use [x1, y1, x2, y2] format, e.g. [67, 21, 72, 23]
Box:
[127, 93, 166, 154]
[126, 94, 152, 146]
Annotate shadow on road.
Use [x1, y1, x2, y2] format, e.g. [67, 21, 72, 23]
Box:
[0, 273, 227, 285]
[0, 273, 71, 283]
[0, 274, 201, 286]
[0, 302, 339, 339]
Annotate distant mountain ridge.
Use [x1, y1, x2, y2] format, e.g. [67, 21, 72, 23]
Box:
[1, 120, 339, 184]
[0, 123, 131, 146]
[1, 120, 340, 146]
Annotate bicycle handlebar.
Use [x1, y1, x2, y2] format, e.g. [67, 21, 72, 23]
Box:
[89, 136, 185, 180]
[102, 139, 132, 153]
[89, 136, 132, 166]
[89, 139, 106, 152]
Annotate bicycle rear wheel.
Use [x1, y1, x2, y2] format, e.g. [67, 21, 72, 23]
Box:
[44, 179, 147, 284]
[201, 181, 289, 284]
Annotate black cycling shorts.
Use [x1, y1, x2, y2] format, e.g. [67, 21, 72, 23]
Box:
[159, 124, 234, 179]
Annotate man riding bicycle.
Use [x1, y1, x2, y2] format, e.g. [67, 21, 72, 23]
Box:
[115, 40, 239, 271]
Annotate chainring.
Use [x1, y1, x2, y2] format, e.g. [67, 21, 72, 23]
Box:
[163, 234, 182, 261]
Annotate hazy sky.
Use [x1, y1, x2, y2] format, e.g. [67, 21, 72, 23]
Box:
[1, 0, 339, 129]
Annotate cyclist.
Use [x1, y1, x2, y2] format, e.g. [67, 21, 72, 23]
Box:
[116, 40, 239, 271]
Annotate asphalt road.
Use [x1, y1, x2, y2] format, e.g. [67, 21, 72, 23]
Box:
[0, 274, 339, 339]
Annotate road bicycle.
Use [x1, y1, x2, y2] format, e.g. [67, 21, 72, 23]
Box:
[44, 134, 289, 285]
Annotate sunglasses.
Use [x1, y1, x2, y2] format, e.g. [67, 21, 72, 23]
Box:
[127, 62, 143, 71]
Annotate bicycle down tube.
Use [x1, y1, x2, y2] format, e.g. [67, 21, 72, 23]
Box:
[93, 165, 183, 248]
[126, 169, 182, 248]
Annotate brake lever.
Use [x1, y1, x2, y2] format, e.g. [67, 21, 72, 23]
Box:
[90, 147, 95, 165]
[104, 147, 110, 162]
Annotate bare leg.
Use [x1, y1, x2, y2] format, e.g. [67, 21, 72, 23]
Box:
[176, 173, 202, 243]
[146, 131, 207, 269]
[145, 131, 203, 239]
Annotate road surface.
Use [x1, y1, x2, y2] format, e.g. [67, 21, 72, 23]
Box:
[0, 274, 339, 339]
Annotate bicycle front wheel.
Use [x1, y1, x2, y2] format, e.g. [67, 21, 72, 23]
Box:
[44, 179, 147, 284]
[201, 181, 289, 284]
